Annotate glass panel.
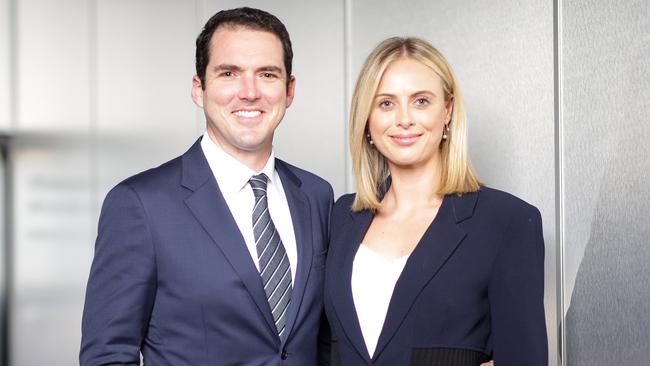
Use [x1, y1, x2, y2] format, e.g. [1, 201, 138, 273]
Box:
[10, 138, 93, 366]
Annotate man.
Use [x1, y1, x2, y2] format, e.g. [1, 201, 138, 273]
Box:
[80, 7, 333, 365]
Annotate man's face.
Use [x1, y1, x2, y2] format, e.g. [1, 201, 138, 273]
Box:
[192, 26, 295, 167]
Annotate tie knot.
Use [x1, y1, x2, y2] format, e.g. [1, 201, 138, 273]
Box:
[249, 173, 269, 199]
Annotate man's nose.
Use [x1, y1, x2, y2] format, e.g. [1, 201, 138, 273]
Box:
[238, 74, 260, 101]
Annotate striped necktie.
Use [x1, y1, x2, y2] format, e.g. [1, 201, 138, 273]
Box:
[249, 173, 292, 337]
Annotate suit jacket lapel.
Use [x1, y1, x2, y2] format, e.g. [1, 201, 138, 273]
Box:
[181, 139, 277, 337]
[372, 192, 478, 360]
[274, 160, 312, 344]
[329, 208, 374, 363]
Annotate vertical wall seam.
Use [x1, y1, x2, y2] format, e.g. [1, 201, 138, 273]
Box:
[8, 0, 17, 130]
[553, 0, 565, 364]
[343, 0, 353, 194]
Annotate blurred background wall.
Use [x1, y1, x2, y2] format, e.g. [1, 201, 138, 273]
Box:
[0, 0, 648, 365]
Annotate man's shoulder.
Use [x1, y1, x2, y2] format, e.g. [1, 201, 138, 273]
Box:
[116, 138, 203, 192]
[118, 155, 183, 191]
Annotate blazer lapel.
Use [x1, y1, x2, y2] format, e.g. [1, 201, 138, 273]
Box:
[372, 193, 478, 361]
[181, 139, 277, 337]
[274, 160, 312, 344]
[329, 208, 374, 363]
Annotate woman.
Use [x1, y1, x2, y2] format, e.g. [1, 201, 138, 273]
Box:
[324, 37, 547, 365]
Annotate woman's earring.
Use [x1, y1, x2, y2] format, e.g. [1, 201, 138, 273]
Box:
[367, 132, 374, 145]
[442, 124, 450, 140]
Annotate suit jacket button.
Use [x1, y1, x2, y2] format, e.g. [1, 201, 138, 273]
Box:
[281, 349, 288, 360]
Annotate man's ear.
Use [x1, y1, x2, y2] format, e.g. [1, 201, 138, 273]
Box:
[285, 75, 296, 108]
[191, 75, 204, 108]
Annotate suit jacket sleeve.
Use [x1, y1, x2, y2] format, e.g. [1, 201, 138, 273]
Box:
[80, 183, 157, 366]
[488, 204, 548, 365]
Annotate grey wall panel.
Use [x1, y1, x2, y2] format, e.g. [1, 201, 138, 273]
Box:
[16, 0, 91, 131]
[0, 0, 10, 130]
[199, 0, 347, 197]
[562, 1, 650, 364]
[351, 1, 556, 364]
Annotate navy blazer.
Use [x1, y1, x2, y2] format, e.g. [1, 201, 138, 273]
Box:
[80, 138, 333, 366]
[324, 187, 547, 365]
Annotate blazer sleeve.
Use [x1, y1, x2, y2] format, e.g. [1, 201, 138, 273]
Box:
[80, 184, 157, 366]
[488, 204, 548, 365]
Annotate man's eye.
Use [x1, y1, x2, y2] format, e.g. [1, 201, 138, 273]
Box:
[262, 72, 277, 78]
[221, 71, 233, 77]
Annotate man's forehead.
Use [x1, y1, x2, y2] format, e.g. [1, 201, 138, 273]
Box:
[207, 26, 285, 72]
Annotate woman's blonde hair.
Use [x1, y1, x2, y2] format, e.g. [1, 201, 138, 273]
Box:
[350, 37, 481, 211]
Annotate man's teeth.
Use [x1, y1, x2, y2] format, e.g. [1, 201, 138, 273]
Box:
[234, 110, 261, 117]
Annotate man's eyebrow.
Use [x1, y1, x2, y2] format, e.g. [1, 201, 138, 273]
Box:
[212, 64, 243, 72]
[257, 66, 284, 74]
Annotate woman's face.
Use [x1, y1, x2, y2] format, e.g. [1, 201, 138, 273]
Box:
[368, 57, 452, 171]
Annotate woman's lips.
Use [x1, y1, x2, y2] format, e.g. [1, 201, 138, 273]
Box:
[390, 133, 421, 146]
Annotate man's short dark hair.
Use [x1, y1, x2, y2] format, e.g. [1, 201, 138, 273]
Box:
[195, 7, 293, 90]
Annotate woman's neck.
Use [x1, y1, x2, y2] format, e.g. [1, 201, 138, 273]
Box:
[381, 160, 443, 214]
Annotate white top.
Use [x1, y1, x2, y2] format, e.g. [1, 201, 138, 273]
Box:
[351, 244, 410, 357]
[200, 132, 297, 282]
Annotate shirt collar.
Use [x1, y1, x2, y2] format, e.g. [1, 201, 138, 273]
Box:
[200, 131, 276, 194]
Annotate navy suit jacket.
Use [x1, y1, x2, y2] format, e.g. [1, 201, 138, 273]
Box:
[324, 187, 547, 365]
[80, 138, 333, 366]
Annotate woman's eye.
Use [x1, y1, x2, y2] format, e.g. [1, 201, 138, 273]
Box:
[415, 98, 429, 105]
[379, 100, 393, 108]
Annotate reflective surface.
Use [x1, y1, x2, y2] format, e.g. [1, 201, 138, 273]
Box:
[562, 1, 650, 364]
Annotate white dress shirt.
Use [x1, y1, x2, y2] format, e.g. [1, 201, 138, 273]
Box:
[200, 132, 297, 282]
[351, 244, 409, 357]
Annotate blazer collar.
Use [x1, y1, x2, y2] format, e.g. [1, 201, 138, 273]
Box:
[329, 191, 480, 362]
[274, 159, 314, 344]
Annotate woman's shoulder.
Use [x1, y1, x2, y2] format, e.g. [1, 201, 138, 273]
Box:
[474, 186, 540, 217]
